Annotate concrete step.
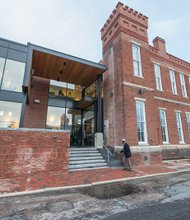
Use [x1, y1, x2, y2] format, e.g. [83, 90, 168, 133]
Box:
[69, 147, 108, 171]
[69, 162, 108, 170]
[70, 147, 96, 151]
[70, 156, 103, 161]
[70, 153, 101, 157]
[70, 150, 98, 154]
[69, 159, 105, 165]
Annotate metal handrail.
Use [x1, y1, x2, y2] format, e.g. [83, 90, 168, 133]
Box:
[103, 142, 112, 165]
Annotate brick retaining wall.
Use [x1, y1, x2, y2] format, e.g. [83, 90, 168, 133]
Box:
[0, 129, 70, 179]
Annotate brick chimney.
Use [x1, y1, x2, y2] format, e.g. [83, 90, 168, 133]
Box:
[153, 37, 166, 54]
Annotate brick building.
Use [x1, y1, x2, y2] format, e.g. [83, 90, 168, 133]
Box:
[0, 1, 190, 179]
[102, 2, 190, 161]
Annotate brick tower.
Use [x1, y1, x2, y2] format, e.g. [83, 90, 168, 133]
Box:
[102, 2, 190, 165]
[101, 2, 158, 146]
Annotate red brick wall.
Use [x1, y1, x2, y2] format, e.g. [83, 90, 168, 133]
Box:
[102, 2, 190, 160]
[24, 76, 50, 128]
[0, 129, 69, 179]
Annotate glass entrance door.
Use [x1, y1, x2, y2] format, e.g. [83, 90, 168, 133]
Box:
[70, 105, 94, 147]
[83, 106, 94, 147]
[70, 110, 82, 147]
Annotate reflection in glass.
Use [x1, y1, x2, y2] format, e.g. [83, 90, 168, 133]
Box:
[2, 59, 25, 92]
[85, 82, 97, 98]
[83, 106, 94, 146]
[49, 80, 82, 101]
[0, 101, 22, 128]
[46, 106, 72, 130]
[0, 57, 5, 85]
[70, 110, 82, 146]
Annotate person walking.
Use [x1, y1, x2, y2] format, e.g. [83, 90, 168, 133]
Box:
[121, 139, 132, 170]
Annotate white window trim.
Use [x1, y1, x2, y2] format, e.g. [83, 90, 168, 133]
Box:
[136, 101, 148, 145]
[134, 97, 146, 102]
[154, 63, 163, 91]
[175, 112, 185, 144]
[132, 43, 143, 78]
[175, 110, 182, 113]
[153, 61, 161, 66]
[169, 70, 178, 95]
[186, 113, 190, 137]
[159, 107, 167, 111]
[160, 109, 169, 144]
[180, 73, 188, 97]
[130, 40, 141, 46]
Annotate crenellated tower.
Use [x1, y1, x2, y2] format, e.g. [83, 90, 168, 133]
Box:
[101, 2, 153, 147]
[101, 2, 148, 53]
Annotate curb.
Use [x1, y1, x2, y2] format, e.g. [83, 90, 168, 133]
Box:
[0, 169, 190, 199]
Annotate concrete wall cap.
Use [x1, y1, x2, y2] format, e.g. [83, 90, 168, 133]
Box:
[114, 145, 162, 153]
[0, 128, 70, 133]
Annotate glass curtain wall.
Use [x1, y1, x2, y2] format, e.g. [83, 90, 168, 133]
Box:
[0, 57, 25, 128]
[47, 80, 97, 147]
[46, 80, 82, 133]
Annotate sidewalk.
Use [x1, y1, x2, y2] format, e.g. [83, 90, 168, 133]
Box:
[0, 159, 190, 196]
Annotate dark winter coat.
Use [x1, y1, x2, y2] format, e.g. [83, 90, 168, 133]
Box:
[121, 143, 132, 158]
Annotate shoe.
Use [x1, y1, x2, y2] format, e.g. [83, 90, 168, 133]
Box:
[123, 168, 128, 170]
[128, 168, 133, 171]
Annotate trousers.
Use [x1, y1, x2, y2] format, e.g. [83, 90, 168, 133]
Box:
[122, 155, 132, 169]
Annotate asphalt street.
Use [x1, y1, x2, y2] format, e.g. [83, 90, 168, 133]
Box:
[104, 197, 190, 220]
[0, 171, 190, 220]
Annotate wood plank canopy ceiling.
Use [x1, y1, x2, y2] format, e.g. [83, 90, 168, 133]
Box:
[32, 50, 105, 87]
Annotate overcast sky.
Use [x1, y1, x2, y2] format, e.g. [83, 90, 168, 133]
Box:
[0, 0, 190, 62]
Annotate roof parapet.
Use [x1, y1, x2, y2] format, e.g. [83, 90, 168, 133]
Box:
[101, 2, 148, 37]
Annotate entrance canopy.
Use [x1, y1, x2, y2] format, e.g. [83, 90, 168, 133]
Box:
[30, 44, 107, 87]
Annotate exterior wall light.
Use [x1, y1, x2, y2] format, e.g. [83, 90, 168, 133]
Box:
[34, 99, 41, 104]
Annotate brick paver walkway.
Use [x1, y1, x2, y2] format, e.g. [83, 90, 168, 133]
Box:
[0, 163, 178, 195]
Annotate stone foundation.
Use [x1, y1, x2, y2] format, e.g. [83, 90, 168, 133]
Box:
[162, 145, 190, 160]
[114, 145, 163, 166]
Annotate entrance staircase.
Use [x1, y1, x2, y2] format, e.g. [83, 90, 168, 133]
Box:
[69, 147, 108, 171]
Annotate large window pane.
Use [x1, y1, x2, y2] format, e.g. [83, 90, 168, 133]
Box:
[46, 106, 72, 130]
[186, 113, 190, 137]
[175, 112, 184, 143]
[136, 101, 147, 144]
[169, 70, 177, 95]
[2, 59, 25, 92]
[159, 109, 169, 143]
[154, 64, 162, 91]
[0, 57, 5, 85]
[180, 73, 187, 97]
[0, 101, 22, 128]
[132, 44, 142, 77]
